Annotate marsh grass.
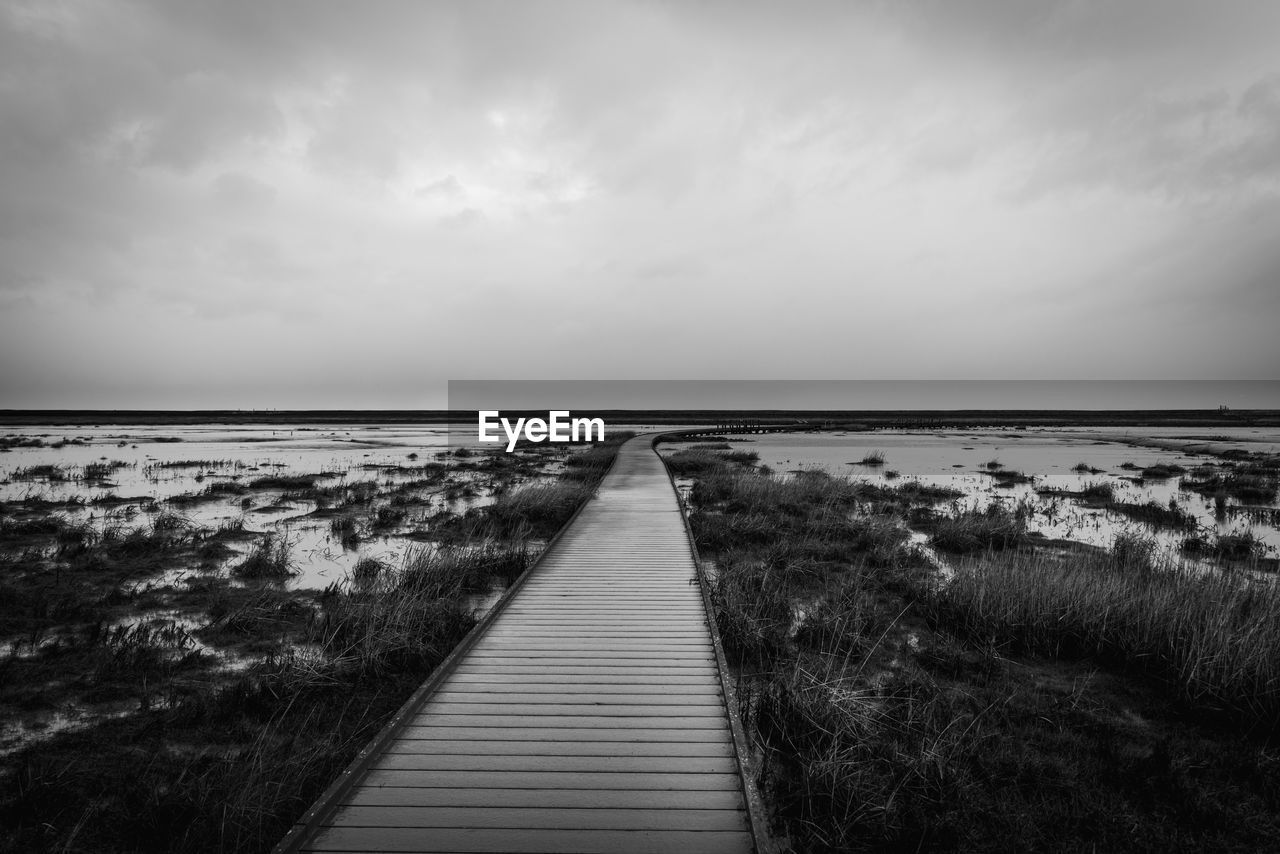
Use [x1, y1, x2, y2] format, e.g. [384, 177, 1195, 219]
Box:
[1078, 479, 1116, 502]
[1141, 461, 1186, 479]
[330, 515, 360, 548]
[169, 480, 249, 504]
[986, 468, 1033, 486]
[1180, 461, 1280, 504]
[0, 430, 641, 853]
[1181, 529, 1269, 561]
[351, 557, 384, 582]
[203, 588, 313, 639]
[482, 481, 596, 540]
[45, 516, 207, 577]
[316, 551, 478, 675]
[1, 544, 484, 853]
[81, 460, 131, 482]
[436, 433, 631, 542]
[1109, 498, 1197, 530]
[0, 435, 46, 450]
[231, 534, 294, 579]
[927, 503, 1026, 553]
[10, 463, 67, 482]
[915, 546, 1280, 732]
[88, 620, 212, 685]
[682, 459, 1280, 852]
[247, 474, 330, 491]
[372, 503, 408, 529]
[0, 514, 77, 541]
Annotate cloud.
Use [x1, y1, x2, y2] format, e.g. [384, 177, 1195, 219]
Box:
[1, 0, 1278, 407]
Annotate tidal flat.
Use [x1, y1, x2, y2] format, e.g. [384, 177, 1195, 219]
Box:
[657, 426, 1280, 852]
[0, 423, 631, 853]
[3, 418, 1278, 852]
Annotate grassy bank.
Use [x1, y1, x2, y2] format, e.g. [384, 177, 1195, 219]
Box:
[0, 434, 631, 853]
[672, 455, 1280, 853]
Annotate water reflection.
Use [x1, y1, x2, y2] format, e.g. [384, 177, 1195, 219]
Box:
[661, 428, 1280, 559]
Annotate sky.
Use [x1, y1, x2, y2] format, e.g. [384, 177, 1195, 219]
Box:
[450, 381, 1280, 411]
[1, 0, 1278, 410]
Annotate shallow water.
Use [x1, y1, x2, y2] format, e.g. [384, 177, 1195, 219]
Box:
[665, 428, 1280, 559]
[0, 424, 505, 589]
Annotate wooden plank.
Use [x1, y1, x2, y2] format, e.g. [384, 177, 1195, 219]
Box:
[405, 714, 726, 729]
[372, 754, 738, 774]
[434, 683, 721, 696]
[459, 651, 716, 661]
[469, 640, 715, 651]
[415, 703, 726, 718]
[326, 805, 748, 831]
[359, 769, 743, 791]
[380, 740, 734, 758]
[342, 786, 743, 810]
[497, 608, 706, 615]
[303, 827, 752, 853]
[503, 595, 701, 600]
[483, 624, 708, 631]
[449, 667, 721, 677]
[466, 645, 714, 654]
[444, 671, 722, 686]
[455, 657, 719, 666]
[396, 726, 724, 743]
[428, 691, 722, 705]
[474, 633, 712, 642]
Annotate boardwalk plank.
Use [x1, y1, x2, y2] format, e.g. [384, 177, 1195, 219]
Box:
[373, 754, 738, 773]
[326, 805, 748, 831]
[342, 787, 743, 809]
[405, 714, 725, 729]
[304, 826, 753, 853]
[277, 436, 753, 854]
[396, 726, 717, 742]
[445, 672, 722, 686]
[379, 740, 734, 758]
[418, 703, 725, 717]
[359, 770, 744, 791]
[433, 685, 721, 698]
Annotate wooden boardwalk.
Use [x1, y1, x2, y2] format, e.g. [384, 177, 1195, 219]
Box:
[276, 435, 756, 854]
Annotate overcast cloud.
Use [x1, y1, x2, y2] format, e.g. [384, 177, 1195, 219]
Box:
[1, 0, 1277, 408]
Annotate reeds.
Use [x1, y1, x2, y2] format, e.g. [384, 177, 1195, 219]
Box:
[1181, 529, 1268, 561]
[1180, 461, 1279, 503]
[1109, 498, 1197, 530]
[483, 481, 595, 540]
[1141, 462, 1186, 479]
[231, 534, 294, 579]
[681, 449, 1280, 851]
[928, 503, 1026, 553]
[248, 474, 328, 490]
[1078, 480, 1116, 502]
[316, 550, 478, 676]
[914, 546, 1280, 732]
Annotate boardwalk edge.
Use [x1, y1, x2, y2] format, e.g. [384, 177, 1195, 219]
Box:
[271, 442, 624, 854]
[654, 430, 781, 854]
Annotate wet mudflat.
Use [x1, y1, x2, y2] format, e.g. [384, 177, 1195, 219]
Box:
[689, 426, 1280, 562]
[0, 423, 631, 853]
[657, 429, 1280, 852]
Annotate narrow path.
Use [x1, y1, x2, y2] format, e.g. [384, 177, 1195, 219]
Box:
[277, 435, 754, 854]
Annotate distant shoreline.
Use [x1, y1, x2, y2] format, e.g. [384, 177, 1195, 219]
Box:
[2, 409, 1280, 427]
